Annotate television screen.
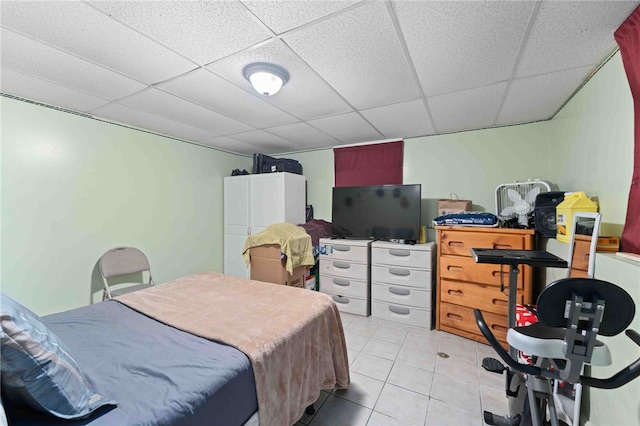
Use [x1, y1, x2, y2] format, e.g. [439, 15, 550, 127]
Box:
[331, 184, 422, 241]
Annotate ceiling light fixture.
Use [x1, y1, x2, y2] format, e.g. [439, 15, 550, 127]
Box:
[243, 62, 289, 97]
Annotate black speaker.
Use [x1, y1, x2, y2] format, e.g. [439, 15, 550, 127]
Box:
[534, 191, 565, 237]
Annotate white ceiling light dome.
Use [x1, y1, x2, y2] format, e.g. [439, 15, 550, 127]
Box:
[243, 62, 290, 97]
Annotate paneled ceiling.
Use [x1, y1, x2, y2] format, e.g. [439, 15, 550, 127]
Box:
[1, 1, 637, 155]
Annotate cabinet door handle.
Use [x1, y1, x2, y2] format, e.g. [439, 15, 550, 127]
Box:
[389, 249, 410, 257]
[333, 261, 350, 269]
[333, 278, 351, 287]
[332, 295, 350, 304]
[389, 267, 410, 276]
[334, 245, 351, 252]
[389, 287, 411, 296]
[389, 305, 410, 315]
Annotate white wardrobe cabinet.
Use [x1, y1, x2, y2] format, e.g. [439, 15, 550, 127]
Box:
[223, 173, 306, 278]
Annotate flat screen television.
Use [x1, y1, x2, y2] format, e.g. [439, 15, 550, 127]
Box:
[331, 184, 422, 241]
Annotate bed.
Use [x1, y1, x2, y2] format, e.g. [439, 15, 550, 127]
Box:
[1, 272, 350, 426]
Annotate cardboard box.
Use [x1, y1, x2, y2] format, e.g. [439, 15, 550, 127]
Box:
[249, 244, 307, 288]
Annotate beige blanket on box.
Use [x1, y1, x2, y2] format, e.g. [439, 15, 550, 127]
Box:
[115, 272, 350, 426]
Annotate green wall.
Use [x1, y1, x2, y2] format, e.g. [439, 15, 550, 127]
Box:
[1, 50, 637, 425]
[1, 98, 250, 315]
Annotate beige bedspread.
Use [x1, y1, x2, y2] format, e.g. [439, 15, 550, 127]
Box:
[115, 272, 350, 426]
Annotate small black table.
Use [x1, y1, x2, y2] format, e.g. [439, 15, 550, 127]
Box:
[470, 248, 568, 357]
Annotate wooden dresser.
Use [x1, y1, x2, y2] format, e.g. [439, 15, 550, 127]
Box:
[435, 226, 535, 346]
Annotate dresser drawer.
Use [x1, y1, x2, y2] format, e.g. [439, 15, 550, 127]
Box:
[371, 282, 430, 309]
[327, 294, 369, 316]
[319, 240, 368, 262]
[439, 256, 523, 289]
[371, 265, 431, 290]
[439, 231, 526, 257]
[372, 301, 431, 328]
[320, 276, 368, 298]
[570, 236, 592, 272]
[371, 246, 432, 269]
[440, 280, 524, 316]
[320, 259, 367, 280]
[439, 302, 508, 342]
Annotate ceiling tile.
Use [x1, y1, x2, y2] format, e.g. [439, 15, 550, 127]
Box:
[89, 1, 271, 65]
[120, 88, 253, 135]
[307, 112, 383, 144]
[1, 29, 147, 101]
[1, 67, 110, 112]
[230, 130, 304, 153]
[428, 83, 508, 134]
[207, 39, 352, 120]
[360, 99, 434, 139]
[394, 1, 534, 97]
[498, 66, 594, 126]
[200, 136, 261, 155]
[91, 103, 219, 143]
[265, 122, 340, 149]
[159, 69, 297, 129]
[516, 1, 639, 78]
[0, 1, 196, 84]
[282, 2, 420, 109]
[243, 0, 360, 34]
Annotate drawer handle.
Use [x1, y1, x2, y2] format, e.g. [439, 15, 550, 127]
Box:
[447, 265, 463, 272]
[389, 267, 410, 276]
[491, 324, 508, 333]
[389, 287, 411, 296]
[333, 261, 350, 269]
[491, 270, 508, 278]
[493, 243, 514, 249]
[333, 278, 351, 287]
[389, 305, 410, 315]
[332, 295, 350, 304]
[447, 289, 463, 297]
[448, 241, 464, 248]
[334, 245, 351, 252]
[492, 298, 507, 307]
[446, 313, 463, 320]
[389, 249, 410, 257]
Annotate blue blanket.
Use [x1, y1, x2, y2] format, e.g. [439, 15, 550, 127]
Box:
[4, 301, 257, 426]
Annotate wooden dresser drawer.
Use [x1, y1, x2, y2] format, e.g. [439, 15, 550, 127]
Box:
[440, 280, 524, 316]
[440, 231, 526, 257]
[571, 236, 592, 272]
[439, 256, 523, 289]
[439, 302, 509, 343]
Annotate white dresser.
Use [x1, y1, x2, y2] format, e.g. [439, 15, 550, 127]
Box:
[318, 238, 370, 316]
[370, 241, 436, 328]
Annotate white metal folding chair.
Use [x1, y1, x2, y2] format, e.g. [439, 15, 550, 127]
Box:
[99, 247, 155, 300]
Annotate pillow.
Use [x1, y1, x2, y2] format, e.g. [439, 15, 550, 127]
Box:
[0, 293, 116, 419]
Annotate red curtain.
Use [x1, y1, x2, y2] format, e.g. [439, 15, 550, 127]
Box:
[615, 5, 640, 255]
[334, 141, 403, 187]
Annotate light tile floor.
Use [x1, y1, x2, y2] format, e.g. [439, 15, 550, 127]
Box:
[295, 312, 508, 426]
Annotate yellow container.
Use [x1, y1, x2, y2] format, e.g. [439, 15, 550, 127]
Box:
[556, 192, 598, 243]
